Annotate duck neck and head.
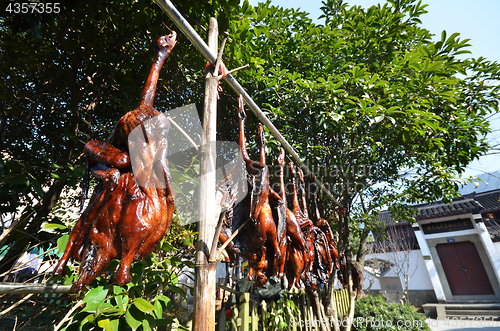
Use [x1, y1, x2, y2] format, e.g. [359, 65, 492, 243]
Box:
[138, 32, 177, 109]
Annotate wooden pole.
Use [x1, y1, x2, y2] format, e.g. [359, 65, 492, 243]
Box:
[0, 283, 71, 294]
[240, 292, 250, 331]
[192, 17, 219, 331]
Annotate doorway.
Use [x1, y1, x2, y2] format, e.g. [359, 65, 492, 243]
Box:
[436, 241, 494, 296]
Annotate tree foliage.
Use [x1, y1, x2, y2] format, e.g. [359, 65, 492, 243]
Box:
[1, 0, 500, 328]
[0, 0, 239, 274]
[217, 1, 500, 312]
[224, 0, 500, 259]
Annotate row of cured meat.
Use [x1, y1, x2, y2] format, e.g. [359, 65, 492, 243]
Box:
[53, 33, 359, 293]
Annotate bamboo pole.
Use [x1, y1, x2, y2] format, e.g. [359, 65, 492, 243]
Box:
[251, 300, 258, 331]
[240, 293, 250, 331]
[261, 300, 268, 331]
[192, 17, 219, 331]
[0, 283, 71, 294]
[153, 0, 342, 208]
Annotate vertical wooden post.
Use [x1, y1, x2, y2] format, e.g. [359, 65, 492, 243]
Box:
[251, 300, 258, 331]
[217, 308, 226, 331]
[192, 17, 219, 331]
[240, 292, 250, 331]
[261, 300, 268, 331]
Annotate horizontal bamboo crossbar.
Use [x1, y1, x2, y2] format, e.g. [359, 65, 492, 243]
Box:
[0, 283, 72, 294]
[154, 0, 342, 208]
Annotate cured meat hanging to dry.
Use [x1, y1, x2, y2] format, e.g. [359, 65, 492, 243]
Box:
[338, 254, 363, 297]
[53, 33, 178, 292]
[310, 179, 339, 272]
[298, 171, 336, 290]
[218, 95, 286, 287]
[250, 123, 286, 285]
[272, 148, 308, 290]
[214, 95, 341, 291]
[288, 162, 315, 285]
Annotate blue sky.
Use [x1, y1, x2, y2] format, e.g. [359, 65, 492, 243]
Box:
[246, 0, 500, 180]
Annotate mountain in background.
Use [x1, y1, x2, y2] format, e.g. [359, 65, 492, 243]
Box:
[460, 171, 500, 194]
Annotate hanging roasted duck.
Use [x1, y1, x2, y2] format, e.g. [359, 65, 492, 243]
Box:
[218, 95, 286, 287]
[310, 180, 339, 272]
[288, 167, 332, 290]
[338, 254, 363, 297]
[288, 162, 314, 280]
[53, 33, 177, 292]
[271, 148, 308, 290]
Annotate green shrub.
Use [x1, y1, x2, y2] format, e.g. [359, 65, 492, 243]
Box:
[352, 295, 430, 331]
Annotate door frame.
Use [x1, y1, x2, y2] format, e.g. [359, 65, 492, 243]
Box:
[435, 241, 495, 296]
[428, 234, 500, 301]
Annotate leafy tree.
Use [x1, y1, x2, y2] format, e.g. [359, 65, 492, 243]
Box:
[2, 0, 500, 329]
[0, 0, 239, 274]
[223, 0, 500, 327]
[1, 0, 237, 329]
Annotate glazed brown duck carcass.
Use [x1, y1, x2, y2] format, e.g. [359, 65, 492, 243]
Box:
[53, 33, 177, 292]
[218, 95, 285, 287]
[292, 167, 333, 290]
[310, 180, 339, 272]
[288, 162, 314, 281]
[272, 148, 309, 290]
[338, 254, 363, 297]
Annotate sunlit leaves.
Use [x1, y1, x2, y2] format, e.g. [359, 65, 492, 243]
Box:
[58, 240, 190, 331]
[224, 0, 500, 230]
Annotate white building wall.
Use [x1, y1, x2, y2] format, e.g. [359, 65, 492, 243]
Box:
[364, 249, 433, 291]
[495, 241, 500, 257]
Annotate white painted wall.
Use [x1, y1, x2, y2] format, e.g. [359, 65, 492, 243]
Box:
[363, 249, 433, 291]
[494, 241, 500, 257]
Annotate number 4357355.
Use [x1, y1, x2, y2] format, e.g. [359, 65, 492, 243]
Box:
[6, 3, 61, 14]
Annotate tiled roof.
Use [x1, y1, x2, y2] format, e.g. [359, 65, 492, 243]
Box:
[377, 210, 396, 226]
[369, 222, 420, 251]
[473, 189, 500, 213]
[376, 189, 500, 226]
[373, 189, 500, 248]
[415, 199, 483, 220]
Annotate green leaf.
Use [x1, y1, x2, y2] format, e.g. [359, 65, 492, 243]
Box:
[10, 176, 29, 186]
[256, 7, 269, 21]
[142, 319, 152, 331]
[83, 286, 109, 304]
[57, 234, 69, 255]
[99, 304, 126, 317]
[125, 306, 143, 331]
[153, 300, 163, 319]
[79, 314, 95, 329]
[97, 318, 114, 331]
[155, 294, 172, 313]
[43, 223, 68, 230]
[50, 172, 61, 180]
[82, 302, 100, 313]
[440, 30, 446, 43]
[133, 298, 157, 313]
[241, 0, 249, 14]
[30, 177, 44, 198]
